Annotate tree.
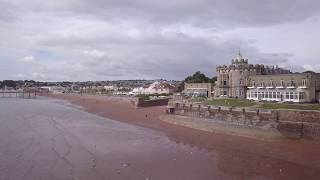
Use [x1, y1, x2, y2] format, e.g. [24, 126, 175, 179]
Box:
[184, 71, 215, 83]
[176, 71, 216, 92]
[2, 80, 17, 88]
[303, 71, 315, 74]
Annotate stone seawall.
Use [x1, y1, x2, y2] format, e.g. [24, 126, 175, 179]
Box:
[277, 110, 320, 139]
[166, 103, 320, 140]
[132, 98, 169, 107]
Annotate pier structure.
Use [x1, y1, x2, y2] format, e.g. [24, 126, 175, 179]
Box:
[0, 90, 44, 98]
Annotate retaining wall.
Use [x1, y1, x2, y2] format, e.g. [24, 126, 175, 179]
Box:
[167, 103, 320, 140]
[132, 98, 169, 107]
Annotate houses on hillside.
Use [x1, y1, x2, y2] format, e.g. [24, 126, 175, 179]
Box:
[36, 80, 179, 96]
[129, 81, 177, 95]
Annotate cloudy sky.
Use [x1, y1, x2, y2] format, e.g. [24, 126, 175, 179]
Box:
[1, 0, 320, 81]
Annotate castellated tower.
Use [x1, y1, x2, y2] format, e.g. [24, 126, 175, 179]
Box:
[215, 52, 291, 99]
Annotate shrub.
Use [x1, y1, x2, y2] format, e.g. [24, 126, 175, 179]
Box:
[136, 94, 150, 101]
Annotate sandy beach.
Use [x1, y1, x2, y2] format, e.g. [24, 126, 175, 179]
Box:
[1, 94, 320, 179]
[47, 94, 320, 171]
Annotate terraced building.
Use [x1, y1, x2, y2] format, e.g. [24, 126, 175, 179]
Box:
[246, 72, 320, 103]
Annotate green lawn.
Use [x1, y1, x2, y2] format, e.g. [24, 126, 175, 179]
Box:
[189, 97, 320, 110]
[190, 97, 207, 102]
[203, 99, 256, 107]
[258, 103, 320, 111]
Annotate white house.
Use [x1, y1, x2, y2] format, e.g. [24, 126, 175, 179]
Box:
[40, 86, 66, 94]
[129, 81, 177, 95]
[129, 87, 145, 95]
[104, 85, 118, 91]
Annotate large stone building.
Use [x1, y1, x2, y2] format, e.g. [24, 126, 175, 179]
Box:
[246, 72, 320, 103]
[215, 52, 290, 98]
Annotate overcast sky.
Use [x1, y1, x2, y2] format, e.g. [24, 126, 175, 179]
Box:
[1, 0, 320, 81]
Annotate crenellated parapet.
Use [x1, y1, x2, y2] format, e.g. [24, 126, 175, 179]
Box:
[217, 61, 290, 75]
[216, 64, 262, 73]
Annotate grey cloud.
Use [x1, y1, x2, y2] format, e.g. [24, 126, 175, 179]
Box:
[74, 0, 320, 27]
[13, 22, 296, 81]
[0, 1, 19, 22]
[13, 0, 320, 27]
[0, 0, 319, 81]
[55, 37, 289, 80]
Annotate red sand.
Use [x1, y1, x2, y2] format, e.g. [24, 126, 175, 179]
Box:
[48, 94, 320, 175]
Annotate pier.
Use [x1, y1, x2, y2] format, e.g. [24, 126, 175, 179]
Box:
[0, 90, 40, 98]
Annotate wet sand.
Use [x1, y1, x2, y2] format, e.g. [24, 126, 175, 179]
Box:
[47, 94, 320, 179]
[1, 95, 320, 180]
[0, 98, 219, 180]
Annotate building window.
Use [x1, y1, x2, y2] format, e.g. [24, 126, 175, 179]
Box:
[270, 80, 274, 86]
[290, 80, 295, 86]
[299, 92, 305, 100]
[285, 92, 290, 99]
[302, 79, 306, 86]
[273, 92, 276, 99]
[290, 92, 294, 99]
[223, 80, 227, 86]
[281, 80, 284, 86]
[277, 92, 281, 99]
[223, 91, 227, 95]
[252, 81, 255, 86]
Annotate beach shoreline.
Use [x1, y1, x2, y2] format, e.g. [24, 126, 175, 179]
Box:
[45, 93, 320, 171]
[47, 93, 282, 141]
[46, 93, 315, 142]
[2, 96, 320, 179]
